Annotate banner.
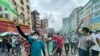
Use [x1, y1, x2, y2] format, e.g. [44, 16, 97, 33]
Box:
[91, 16, 100, 31]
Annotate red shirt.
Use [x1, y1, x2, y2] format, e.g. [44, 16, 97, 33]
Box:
[57, 36, 63, 48]
[53, 35, 58, 41]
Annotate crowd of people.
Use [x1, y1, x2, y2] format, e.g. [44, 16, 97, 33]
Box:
[0, 20, 100, 56]
[76, 20, 100, 56]
[0, 34, 26, 56]
[14, 19, 100, 56]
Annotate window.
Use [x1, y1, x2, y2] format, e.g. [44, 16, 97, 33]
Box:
[20, 0, 24, 5]
[0, 6, 2, 11]
[26, 0, 29, 2]
[0, 14, 3, 18]
[12, 0, 16, 5]
[23, 20, 25, 24]
[21, 7, 24, 11]
[27, 5, 29, 10]
[4, 8, 8, 10]
[20, 13, 24, 17]
[5, 14, 9, 19]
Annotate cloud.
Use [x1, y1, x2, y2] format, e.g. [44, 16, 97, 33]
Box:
[30, 0, 89, 31]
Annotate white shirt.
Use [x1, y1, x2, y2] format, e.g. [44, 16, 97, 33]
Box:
[44, 33, 47, 38]
[78, 34, 89, 51]
[96, 33, 100, 39]
[91, 33, 100, 51]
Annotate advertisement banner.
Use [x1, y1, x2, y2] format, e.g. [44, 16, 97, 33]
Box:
[91, 16, 100, 31]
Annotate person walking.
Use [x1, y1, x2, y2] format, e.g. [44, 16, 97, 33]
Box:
[64, 35, 69, 56]
[91, 30, 100, 56]
[76, 20, 92, 56]
[14, 20, 46, 56]
[56, 33, 63, 56]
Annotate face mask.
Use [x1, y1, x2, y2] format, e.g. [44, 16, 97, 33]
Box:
[31, 36, 38, 39]
[48, 38, 52, 40]
[34, 36, 39, 39]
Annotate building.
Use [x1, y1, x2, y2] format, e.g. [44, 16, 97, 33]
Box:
[41, 19, 48, 33]
[0, 0, 31, 25]
[79, 0, 100, 30]
[31, 10, 41, 32]
[79, 0, 92, 27]
[91, 0, 100, 30]
[0, 0, 31, 33]
[69, 7, 83, 32]
[61, 17, 70, 34]
[48, 28, 55, 34]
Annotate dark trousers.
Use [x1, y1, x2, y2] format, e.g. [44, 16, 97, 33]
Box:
[64, 43, 69, 55]
[78, 48, 88, 56]
[56, 48, 62, 56]
[71, 43, 77, 54]
[91, 50, 99, 56]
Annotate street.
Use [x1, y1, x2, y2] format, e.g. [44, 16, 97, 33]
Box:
[0, 0, 100, 56]
[0, 48, 78, 56]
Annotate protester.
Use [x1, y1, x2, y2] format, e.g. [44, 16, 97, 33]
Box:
[16, 37, 21, 56]
[91, 30, 100, 56]
[11, 35, 18, 56]
[56, 33, 63, 56]
[70, 34, 78, 55]
[76, 20, 93, 56]
[64, 34, 69, 56]
[48, 36, 57, 56]
[1, 38, 8, 53]
[14, 20, 46, 56]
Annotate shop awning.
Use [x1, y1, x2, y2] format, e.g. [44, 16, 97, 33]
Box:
[0, 32, 11, 36]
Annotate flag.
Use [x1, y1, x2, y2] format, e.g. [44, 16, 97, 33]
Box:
[0, 0, 17, 15]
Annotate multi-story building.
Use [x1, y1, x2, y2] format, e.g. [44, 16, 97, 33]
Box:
[79, 0, 92, 27]
[91, 0, 100, 30]
[31, 10, 41, 32]
[0, 0, 31, 33]
[69, 7, 83, 32]
[0, 0, 31, 25]
[41, 19, 48, 33]
[0, 6, 10, 19]
[61, 17, 70, 34]
[92, 0, 100, 17]
[79, 0, 100, 30]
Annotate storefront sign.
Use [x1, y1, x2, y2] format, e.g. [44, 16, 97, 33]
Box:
[0, 19, 30, 33]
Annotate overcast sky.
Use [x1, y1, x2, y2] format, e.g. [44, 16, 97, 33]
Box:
[30, 0, 89, 31]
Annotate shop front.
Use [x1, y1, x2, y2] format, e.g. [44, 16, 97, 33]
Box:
[0, 18, 30, 33]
